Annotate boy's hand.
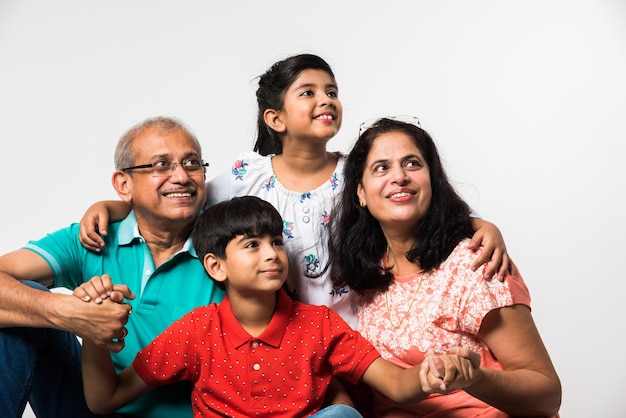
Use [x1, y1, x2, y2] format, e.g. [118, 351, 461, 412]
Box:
[468, 219, 511, 281]
[73, 274, 135, 304]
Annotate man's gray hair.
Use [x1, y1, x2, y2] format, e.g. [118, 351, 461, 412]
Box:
[114, 116, 202, 170]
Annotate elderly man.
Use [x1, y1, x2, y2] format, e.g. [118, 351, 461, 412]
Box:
[0, 116, 225, 417]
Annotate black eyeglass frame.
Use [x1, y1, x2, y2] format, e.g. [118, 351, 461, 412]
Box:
[121, 160, 209, 177]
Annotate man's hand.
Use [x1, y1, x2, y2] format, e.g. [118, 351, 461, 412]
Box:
[60, 294, 134, 352]
[69, 274, 135, 352]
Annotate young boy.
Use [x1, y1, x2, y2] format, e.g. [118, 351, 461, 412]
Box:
[79, 196, 479, 417]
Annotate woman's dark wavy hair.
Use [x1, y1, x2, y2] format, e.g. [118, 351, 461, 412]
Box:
[192, 196, 283, 290]
[253, 53, 336, 156]
[329, 118, 474, 292]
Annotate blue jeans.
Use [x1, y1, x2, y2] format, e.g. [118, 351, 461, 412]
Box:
[312, 404, 363, 418]
[0, 281, 102, 418]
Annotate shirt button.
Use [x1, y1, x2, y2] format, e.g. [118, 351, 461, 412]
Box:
[144, 269, 151, 275]
[251, 341, 259, 348]
[302, 216, 310, 223]
[253, 363, 261, 371]
[302, 206, 310, 214]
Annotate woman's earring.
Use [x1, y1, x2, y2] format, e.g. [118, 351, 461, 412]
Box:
[359, 200, 366, 208]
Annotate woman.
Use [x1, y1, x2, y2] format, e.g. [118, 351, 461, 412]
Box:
[329, 117, 561, 417]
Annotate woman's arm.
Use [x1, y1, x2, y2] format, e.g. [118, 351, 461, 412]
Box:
[469, 218, 511, 280]
[82, 339, 151, 414]
[467, 304, 562, 416]
[79, 200, 132, 251]
[362, 306, 561, 415]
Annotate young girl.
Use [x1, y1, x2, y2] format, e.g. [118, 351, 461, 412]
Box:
[79, 53, 510, 327]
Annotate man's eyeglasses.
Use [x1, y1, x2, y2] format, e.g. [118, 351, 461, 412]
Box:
[121, 159, 209, 177]
[358, 115, 421, 136]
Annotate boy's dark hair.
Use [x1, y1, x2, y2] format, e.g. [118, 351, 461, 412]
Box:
[192, 196, 284, 280]
[253, 53, 336, 156]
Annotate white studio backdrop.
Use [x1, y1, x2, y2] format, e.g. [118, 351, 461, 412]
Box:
[1, 1, 625, 416]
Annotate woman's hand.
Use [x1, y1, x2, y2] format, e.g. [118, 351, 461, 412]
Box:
[420, 347, 481, 394]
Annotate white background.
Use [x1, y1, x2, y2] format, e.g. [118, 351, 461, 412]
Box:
[1, 1, 624, 417]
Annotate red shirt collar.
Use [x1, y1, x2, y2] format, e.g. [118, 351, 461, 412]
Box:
[219, 289, 294, 349]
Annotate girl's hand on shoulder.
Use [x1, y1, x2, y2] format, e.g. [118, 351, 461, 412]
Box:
[79, 202, 110, 252]
[73, 274, 135, 304]
[468, 218, 511, 281]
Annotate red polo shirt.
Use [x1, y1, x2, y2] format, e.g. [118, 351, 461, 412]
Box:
[134, 289, 380, 417]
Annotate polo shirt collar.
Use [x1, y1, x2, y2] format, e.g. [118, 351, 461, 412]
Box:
[222, 289, 293, 349]
[117, 211, 198, 258]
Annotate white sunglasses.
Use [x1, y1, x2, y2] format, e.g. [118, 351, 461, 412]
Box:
[358, 115, 421, 136]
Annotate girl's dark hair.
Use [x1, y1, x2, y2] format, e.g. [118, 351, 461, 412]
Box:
[192, 196, 283, 288]
[253, 53, 336, 156]
[328, 118, 474, 292]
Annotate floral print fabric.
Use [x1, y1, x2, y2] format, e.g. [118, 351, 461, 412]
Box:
[206, 151, 357, 327]
[357, 239, 531, 416]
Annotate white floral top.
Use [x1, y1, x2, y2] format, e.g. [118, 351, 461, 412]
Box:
[206, 151, 357, 327]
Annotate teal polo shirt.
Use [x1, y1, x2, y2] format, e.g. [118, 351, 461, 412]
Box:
[24, 211, 225, 418]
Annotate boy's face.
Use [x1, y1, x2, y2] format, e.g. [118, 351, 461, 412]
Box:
[211, 233, 288, 295]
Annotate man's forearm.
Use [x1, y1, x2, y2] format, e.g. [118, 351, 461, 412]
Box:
[0, 273, 60, 328]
